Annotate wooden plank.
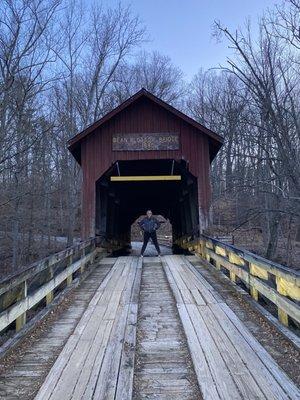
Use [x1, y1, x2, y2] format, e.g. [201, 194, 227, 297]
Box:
[186, 304, 240, 399]
[166, 254, 299, 399]
[177, 304, 220, 400]
[34, 334, 81, 400]
[163, 256, 221, 398]
[115, 262, 141, 400]
[171, 260, 207, 305]
[47, 327, 104, 399]
[36, 256, 140, 400]
[43, 262, 129, 399]
[99, 257, 118, 264]
[88, 259, 123, 307]
[179, 264, 218, 305]
[199, 305, 266, 399]
[190, 289, 206, 306]
[79, 320, 118, 399]
[179, 255, 223, 303]
[169, 258, 214, 305]
[164, 257, 187, 291]
[97, 258, 139, 399]
[92, 303, 130, 398]
[165, 255, 209, 306]
[168, 260, 191, 290]
[130, 257, 142, 305]
[249, 276, 300, 324]
[72, 320, 114, 399]
[54, 279, 127, 399]
[34, 256, 127, 399]
[162, 260, 184, 304]
[214, 303, 300, 399]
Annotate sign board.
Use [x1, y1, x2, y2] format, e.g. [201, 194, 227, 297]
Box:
[112, 132, 180, 151]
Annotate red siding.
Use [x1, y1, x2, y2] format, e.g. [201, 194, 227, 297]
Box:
[81, 97, 211, 238]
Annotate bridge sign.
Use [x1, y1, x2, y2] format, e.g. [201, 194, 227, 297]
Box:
[112, 132, 180, 151]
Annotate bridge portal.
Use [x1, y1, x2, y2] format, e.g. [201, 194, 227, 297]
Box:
[68, 89, 223, 248]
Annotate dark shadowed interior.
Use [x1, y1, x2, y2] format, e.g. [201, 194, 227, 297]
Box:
[95, 159, 199, 249]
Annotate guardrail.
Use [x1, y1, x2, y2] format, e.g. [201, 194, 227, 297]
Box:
[179, 234, 300, 328]
[0, 237, 101, 334]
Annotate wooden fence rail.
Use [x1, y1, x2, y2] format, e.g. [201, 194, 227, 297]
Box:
[179, 234, 300, 328]
[0, 237, 101, 334]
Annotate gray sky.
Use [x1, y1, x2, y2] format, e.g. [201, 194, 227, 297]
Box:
[101, 0, 277, 80]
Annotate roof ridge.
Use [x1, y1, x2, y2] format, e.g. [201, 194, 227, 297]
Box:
[68, 88, 223, 164]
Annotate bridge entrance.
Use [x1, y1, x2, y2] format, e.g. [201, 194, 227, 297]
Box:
[67, 88, 223, 247]
[95, 159, 199, 250]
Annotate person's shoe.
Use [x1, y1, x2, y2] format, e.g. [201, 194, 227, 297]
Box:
[140, 254, 144, 258]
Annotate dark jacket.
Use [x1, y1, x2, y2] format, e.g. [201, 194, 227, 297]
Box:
[139, 217, 161, 233]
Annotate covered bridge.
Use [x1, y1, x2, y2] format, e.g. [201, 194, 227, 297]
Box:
[1, 90, 300, 400]
[68, 88, 223, 248]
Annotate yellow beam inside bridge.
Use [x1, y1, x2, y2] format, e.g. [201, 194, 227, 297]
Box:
[110, 175, 181, 182]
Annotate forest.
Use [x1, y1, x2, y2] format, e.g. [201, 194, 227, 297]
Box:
[0, 0, 299, 275]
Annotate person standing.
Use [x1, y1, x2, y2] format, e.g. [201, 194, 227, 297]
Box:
[139, 210, 162, 257]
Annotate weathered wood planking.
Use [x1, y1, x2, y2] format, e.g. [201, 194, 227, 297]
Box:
[133, 257, 200, 399]
[0, 237, 100, 333]
[0, 258, 113, 399]
[163, 255, 300, 400]
[34, 256, 142, 400]
[182, 234, 300, 327]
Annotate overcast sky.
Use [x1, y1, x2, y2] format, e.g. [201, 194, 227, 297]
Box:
[100, 0, 277, 80]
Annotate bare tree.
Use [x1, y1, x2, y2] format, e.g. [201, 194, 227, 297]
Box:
[206, 11, 300, 259]
[0, 0, 61, 269]
[111, 50, 186, 107]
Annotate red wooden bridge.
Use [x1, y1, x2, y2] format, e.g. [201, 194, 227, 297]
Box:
[0, 90, 299, 399]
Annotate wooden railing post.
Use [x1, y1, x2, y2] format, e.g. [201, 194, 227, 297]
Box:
[276, 276, 290, 326]
[46, 266, 54, 305]
[67, 254, 73, 286]
[250, 287, 259, 301]
[230, 271, 236, 283]
[80, 247, 86, 274]
[90, 239, 96, 265]
[15, 281, 27, 332]
[278, 308, 289, 326]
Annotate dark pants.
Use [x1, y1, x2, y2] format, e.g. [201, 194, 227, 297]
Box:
[141, 231, 161, 255]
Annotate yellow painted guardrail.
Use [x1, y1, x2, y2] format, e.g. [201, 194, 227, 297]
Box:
[176, 234, 300, 328]
[0, 237, 103, 334]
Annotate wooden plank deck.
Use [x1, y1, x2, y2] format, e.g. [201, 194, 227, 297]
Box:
[35, 256, 142, 400]
[33, 255, 300, 400]
[163, 255, 300, 400]
[133, 257, 200, 399]
[0, 257, 113, 399]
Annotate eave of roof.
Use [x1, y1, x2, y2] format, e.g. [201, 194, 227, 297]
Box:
[68, 88, 224, 164]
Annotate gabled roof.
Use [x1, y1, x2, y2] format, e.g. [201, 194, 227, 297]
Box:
[68, 88, 223, 164]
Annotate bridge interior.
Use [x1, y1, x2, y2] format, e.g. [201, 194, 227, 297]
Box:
[95, 159, 199, 248]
